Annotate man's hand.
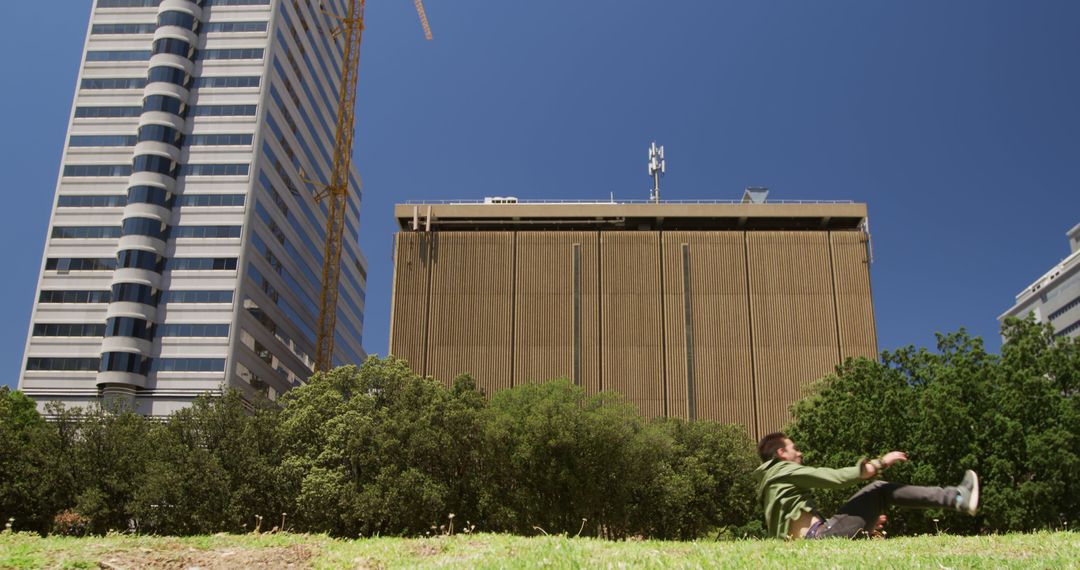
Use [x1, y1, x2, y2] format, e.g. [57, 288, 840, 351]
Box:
[881, 451, 908, 468]
[862, 451, 908, 478]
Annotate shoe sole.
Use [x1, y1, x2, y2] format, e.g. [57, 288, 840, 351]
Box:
[966, 470, 979, 516]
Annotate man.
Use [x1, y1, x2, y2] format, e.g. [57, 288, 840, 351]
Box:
[755, 432, 979, 539]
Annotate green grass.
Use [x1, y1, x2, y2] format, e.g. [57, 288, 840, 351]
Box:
[0, 531, 1076, 569]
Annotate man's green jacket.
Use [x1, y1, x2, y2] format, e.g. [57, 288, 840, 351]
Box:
[754, 458, 865, 539]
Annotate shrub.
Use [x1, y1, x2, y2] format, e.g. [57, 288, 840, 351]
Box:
[51, 510, 89, 537]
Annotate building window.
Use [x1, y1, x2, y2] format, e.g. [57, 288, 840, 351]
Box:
[193, 76, 260, 89]
[26, 357, 99, 372]
[147, 66, 191, 88]
[45, 258, 117, 272]
[81, 77, 147, 90]
[63, 165, 132, 177]
[177, 194, 245, 207]
[180, 164, 249, 176]
[122, 217, 170, 240]
[137, 124, 183, 145]
[74, 106, 141, 118]
[132, 155, 178, 178]
[69, 135, 137, 147]
[159, 323, 231, 337]
[117, 249, 164, 271]
[97, 0, 160, 7]
[90, 23, 156, 34]
[153, 358, 226, 372]
[99, 351, 151, 374]
[203, 21, 267, 33]
[105, 317, 155, 341]
[152, 37, 194, 58]
[111, 283, 159, 305]
[161, 290, 234, 303]
[86, 50, 151, 62]
[142, 94, 186, 116]
[127, 185, 173, 208]
[203, 0, 271, 7]
[199, 48, 264, 61]
[38, 290, 111, 304]
[33, 323, 106, 337]
[187, 133, 253, 146]
[172, 226, 242, 239]
[57, 195, 126, 208]
[51, 226, 122, 239]
[167, 257, 238, 271]
[192, 104, 257, 117]
[157, 11, 198, 31]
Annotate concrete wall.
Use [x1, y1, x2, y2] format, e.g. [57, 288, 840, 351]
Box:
[390, 229, 877, 438]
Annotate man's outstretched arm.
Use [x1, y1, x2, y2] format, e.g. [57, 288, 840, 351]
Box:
[772, 452, 908, 489]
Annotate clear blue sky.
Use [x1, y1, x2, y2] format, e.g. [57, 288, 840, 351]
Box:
[2, 1, 1079, 388]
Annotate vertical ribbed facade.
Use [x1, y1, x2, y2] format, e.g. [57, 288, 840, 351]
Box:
[19, 0, 367, 416]
[390, 228, 877, 438]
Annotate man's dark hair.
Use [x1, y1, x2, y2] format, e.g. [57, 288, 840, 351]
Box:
[757, 432, 788, 462]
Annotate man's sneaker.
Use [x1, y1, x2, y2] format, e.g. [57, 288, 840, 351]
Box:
[956, 470, 979, 516]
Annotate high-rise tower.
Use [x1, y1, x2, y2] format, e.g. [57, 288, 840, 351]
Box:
[19, 0, 367, 415]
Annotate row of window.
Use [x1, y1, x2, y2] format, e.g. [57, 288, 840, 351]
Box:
[62, 162, 249, 178]
[1048, 295, 1080, 322]
[76, 104, 257, 118]
[158, 323, 230, 337]
[205, 21, 267, 33]
[39, 290, 111, 304]
[69, 135, 136, 147]
[90, 23, 156, 35]
[63, 164, 131, 177]
[112, 283, 157, 305]
[25, 357, 99, 372]
[92, 354, 228, 374]
[97, 0, 269, 7]
[52, 226, 121, 239]
[1057, 319, 1080, 338]
[38, 289, 233, 304]
[195, 75, 260, 88]
[86, 50, 151, 62]
[181, 163, 249, 176]
[179, 194, 246, 207]
[105, 316, 154, 340]
[173, 225, 242, 239]
[46, 257, 237, 272]
[86, 48, 263, 64]
[158, 10, 197, 32]
[67, 130, 250, 149]
[199, 48, 264, 60]
[81, 75, 257, 90]
[81, 77, 147, 90]
[147, 65, 191, 88]
[33, 323, 106, 337]
[153, 37, 195, 59]
[189, 133, 253, 146]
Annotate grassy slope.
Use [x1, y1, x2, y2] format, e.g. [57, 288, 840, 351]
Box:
[0, 531, 1076, 569]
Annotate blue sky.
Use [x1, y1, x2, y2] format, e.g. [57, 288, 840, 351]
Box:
[2, 1, 1078, 388]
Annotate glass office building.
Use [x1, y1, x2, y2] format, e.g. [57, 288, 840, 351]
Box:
[19, 0, 367, 415]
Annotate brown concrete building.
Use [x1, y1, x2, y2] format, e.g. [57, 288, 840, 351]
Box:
[388, 199, 877, 438]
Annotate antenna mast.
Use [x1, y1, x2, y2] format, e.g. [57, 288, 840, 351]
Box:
[648, 141, 665, 203]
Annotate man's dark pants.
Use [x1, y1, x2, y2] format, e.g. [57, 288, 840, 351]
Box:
[810, 481, 958, 539]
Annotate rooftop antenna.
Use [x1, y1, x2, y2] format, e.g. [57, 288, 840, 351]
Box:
[648, 141, 665, 203]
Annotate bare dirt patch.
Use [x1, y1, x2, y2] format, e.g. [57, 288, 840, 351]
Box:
[98, 543, 315, 569]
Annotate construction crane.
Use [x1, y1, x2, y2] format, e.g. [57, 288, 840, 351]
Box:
[314, 0, 433, 372]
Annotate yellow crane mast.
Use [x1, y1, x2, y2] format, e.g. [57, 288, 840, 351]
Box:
[315, 0, 432, 372]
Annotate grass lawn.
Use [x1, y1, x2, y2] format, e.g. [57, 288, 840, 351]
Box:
[0, 530, 1076, 569]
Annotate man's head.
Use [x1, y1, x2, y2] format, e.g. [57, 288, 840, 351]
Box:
[757, 432, 803, 464]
